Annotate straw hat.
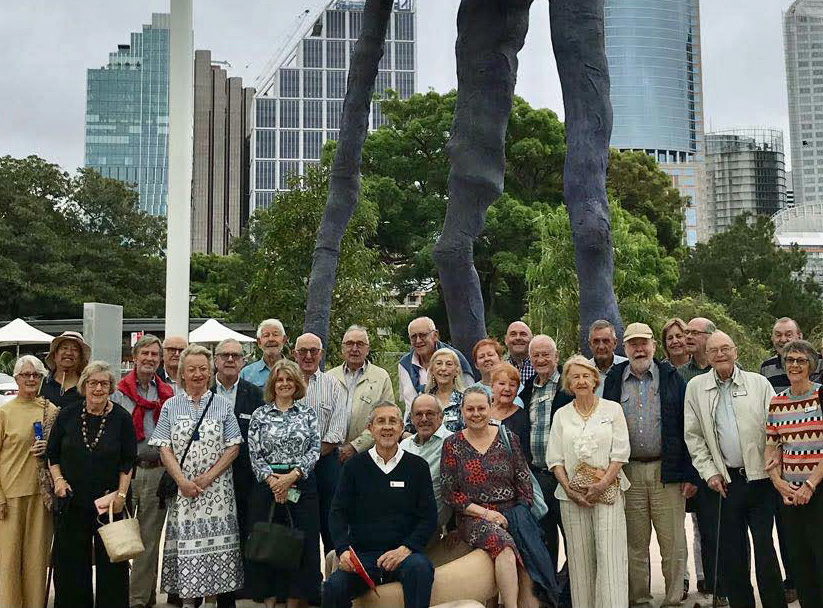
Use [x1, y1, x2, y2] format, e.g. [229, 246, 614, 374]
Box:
[45, 331, 91, 372]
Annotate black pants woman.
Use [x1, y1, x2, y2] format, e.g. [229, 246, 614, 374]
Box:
[245, 474, 321, 601]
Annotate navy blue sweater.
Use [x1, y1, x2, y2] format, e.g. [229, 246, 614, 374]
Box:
[329, 449, 437, 556]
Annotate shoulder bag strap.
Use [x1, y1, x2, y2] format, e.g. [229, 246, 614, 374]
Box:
[498, 421, 513, 456]
[178, 392, 216, 468]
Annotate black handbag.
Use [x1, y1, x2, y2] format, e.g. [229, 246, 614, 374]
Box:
[245, 501, 305, 571]
[156, 393, 215, 509]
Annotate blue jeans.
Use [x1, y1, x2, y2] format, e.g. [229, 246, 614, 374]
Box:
[321, 551, 434, 608]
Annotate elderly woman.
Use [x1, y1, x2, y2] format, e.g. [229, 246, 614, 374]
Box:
[661, 318, 689, 367]
[246, 359, 321, 608]
[765, 339, 823, 607]
[424, 347, 467, 432]
[470, 339, 525, 408]
[149, 344, 244, 607]
[0, 356, 59, 608]
[47, 361, 137, 608]
[441, 387, 557, 608]
[40, 330, 91, 410]
[490, 363, 531, 462]
[546, 355, 631, 608]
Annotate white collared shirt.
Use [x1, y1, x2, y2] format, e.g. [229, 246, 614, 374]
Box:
[368, 445, 405, 474]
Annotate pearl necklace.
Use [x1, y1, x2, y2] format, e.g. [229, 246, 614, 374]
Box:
[81, 402, 110, 451]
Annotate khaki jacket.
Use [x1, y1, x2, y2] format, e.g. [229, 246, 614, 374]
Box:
[328, 361, 395, 453]
[684, 367, 775, 483]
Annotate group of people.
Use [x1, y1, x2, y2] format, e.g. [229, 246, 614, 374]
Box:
[0, 313, 821, 608]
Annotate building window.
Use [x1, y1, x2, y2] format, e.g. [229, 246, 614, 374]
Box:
[280, 100, 299, 128]
[327, 40, 346, 68]
[327, 100, 343, 129]
[280, 161, 300, 189]
[326, 130, 340, 141]
[280, 130, 300, 159]
[255, 191, 275, 210]
[304, 100, 323, 129]
[379, 44, 392, 70]
[304, 70, 323, 98]
[303, 39, 323, 68]
[396, 42, 414, 70]
[256, 98, 277, 128]
[395, 12, 414, 41]
[279, 69, 299, 98]
[304, 131, 323, 160]
[349, 11, 363, 39]
[256, 130, 277, 159]
[255, 160, 277, 190]
[327, 70, 347, 99]
[396, 72, 414, 99]
[375, 71, 392, 97]
[327, 10, 346, 38]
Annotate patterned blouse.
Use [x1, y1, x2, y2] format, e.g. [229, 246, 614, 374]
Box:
[766, 384, 823, 484]
[438, 389, 465, 433]
[247, 400, 320, 482]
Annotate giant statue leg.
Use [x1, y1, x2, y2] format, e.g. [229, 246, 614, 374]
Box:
[550, 0, 623, 350]
[433, 0, 533, 359]
[303, 0, 393, 346]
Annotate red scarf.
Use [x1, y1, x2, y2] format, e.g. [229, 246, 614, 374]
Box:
[118, 370, 175, 442]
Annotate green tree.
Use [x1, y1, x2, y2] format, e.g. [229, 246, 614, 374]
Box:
[678, 213, 823, 344]
[231, 165, 395, 361]
[0, 156, 166, 318]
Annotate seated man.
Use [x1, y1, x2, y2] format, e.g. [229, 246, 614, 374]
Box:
[324, 402, 437, 608]
[400, 394, 453, 539]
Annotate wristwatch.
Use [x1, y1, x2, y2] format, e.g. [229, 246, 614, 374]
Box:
[117, 492, 128, 499]
[804, 479, 816, 492]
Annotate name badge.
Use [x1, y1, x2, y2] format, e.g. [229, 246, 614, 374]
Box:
[538, 395, 551, 403]
[177, 415, 191, 420]
[732, 389, 748, 397]
[239, 413, 253, 420]
[360, 395, 372, 404]
[805, 403, 819, 413]
[390, 481, 405, 488]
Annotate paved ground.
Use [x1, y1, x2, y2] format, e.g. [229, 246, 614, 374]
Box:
[47, 517, 798, 607]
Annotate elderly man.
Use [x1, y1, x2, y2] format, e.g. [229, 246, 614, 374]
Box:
[211, 338, 264, 607]
[677, 318, 716, 385]
[398, 316, 474, 416]
[517, 334, 565, 564]
[504, 321, 535, 383]
[294, 332, 349, 552]
[399, 394, 453, 537]
[112, 334, 176, 608]
[328, 326, 394, 463]
[158, 335, 188, 394]
[240, 318, 287, 388]
[40, 331, 90, 410]
[603, 322, 696, 608]
[324, 402, 437, 608]
[588, 320, 628, 397]
[684, 331, 787, 608]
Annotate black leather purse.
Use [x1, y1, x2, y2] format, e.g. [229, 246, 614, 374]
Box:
[156, 393, 215, 509]
[245, 501, 305, 571]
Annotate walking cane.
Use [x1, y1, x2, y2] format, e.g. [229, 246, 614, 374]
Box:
[712, 492, 723, 608]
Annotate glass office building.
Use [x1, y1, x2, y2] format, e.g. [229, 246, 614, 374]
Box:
[250, 0, 417, 212]
[605, 0, 705, 244]
[85, 14, 170, 216]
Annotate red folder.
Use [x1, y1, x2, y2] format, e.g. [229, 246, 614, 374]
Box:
[349, 546, 380, 597]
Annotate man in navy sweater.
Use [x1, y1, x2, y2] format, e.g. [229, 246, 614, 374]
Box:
[323, 402, 437, 608]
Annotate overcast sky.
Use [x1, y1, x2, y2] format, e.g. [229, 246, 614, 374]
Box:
[0, 0, 798, 172]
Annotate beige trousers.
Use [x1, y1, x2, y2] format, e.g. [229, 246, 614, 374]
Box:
[560, 492, 629, 608]
[0, 493, 52, 608]
[129, 465, 167, 607]
[623, 460, 686, 607]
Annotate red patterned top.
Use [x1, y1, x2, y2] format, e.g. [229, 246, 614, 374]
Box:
[766, 385, 823, 484]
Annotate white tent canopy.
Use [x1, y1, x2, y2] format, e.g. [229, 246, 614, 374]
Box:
[188, 318, 255, 344]
[0, 318, 55, 345]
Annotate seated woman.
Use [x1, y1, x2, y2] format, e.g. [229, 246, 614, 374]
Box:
[469, 339, 524, 408]
[424, 348, 467, 432]
[246, 359, 321, 608]
[441, 387, 557, 608]
[546, 355, 630, 608]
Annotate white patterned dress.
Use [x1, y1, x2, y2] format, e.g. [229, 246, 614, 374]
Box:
[149, 391, 244, 598]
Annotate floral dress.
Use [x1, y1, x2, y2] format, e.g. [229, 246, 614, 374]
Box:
[441, 428, 532, 561]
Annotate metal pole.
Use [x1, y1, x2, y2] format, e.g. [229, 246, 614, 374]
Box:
[165, 0, 194, 337]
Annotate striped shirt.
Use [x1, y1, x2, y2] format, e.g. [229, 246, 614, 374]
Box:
[620, 362, 662, 459]
[766, 384, 823, 484]
[304, 369, 348, 444]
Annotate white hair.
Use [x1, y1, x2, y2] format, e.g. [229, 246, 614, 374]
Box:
[407, 316, 436, 333]
[257, 318, 285, 338]
[215, 338, 242, 354]
[529, 334, 557, 355]
[343, 325, 370, 343]
[13, 355, 48, 377]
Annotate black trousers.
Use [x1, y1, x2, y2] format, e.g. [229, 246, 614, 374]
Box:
[719, 471, 786, 608]
[774, 489, 796, 589]
[315, 449, 341, 552]
[53, 500, 129, 608]
[692, 479, 725, 596]
[782, 487, 823, 608]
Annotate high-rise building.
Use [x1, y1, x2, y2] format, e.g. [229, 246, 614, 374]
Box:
[704, 128, 787, 236]
[192, 50, 255, 255]
[85, 13, 170, 216]
[605, 0, 706, 245]
[250, 0, 417, 212]
[784, 0, 823, 207]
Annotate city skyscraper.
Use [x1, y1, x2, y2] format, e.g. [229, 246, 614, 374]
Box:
[784, 0, 823, 207]
[605, 0, 706, 244]
[250, 0, 417, 213]
[703, 128, 787, 236]
[85, 13, 170, 216]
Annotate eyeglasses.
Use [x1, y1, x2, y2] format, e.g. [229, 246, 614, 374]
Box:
[164, 347, 185, 353]
[295, 348, 321, 357]
[684, 329, 711, 336]
[785, 356, 810, 366]
[707, 345, 735, 356]
[343, 340, 369, 349]
[86, 380, 111, 389]
[16, 372, 41, 380]
[409, 330, 434, 342]
[217, 352, 243, 360]
[412, 411, 440, 419]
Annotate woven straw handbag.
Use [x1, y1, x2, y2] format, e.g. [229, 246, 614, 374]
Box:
[568, 462, 620, 505]
[97, 501, 145, 563]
